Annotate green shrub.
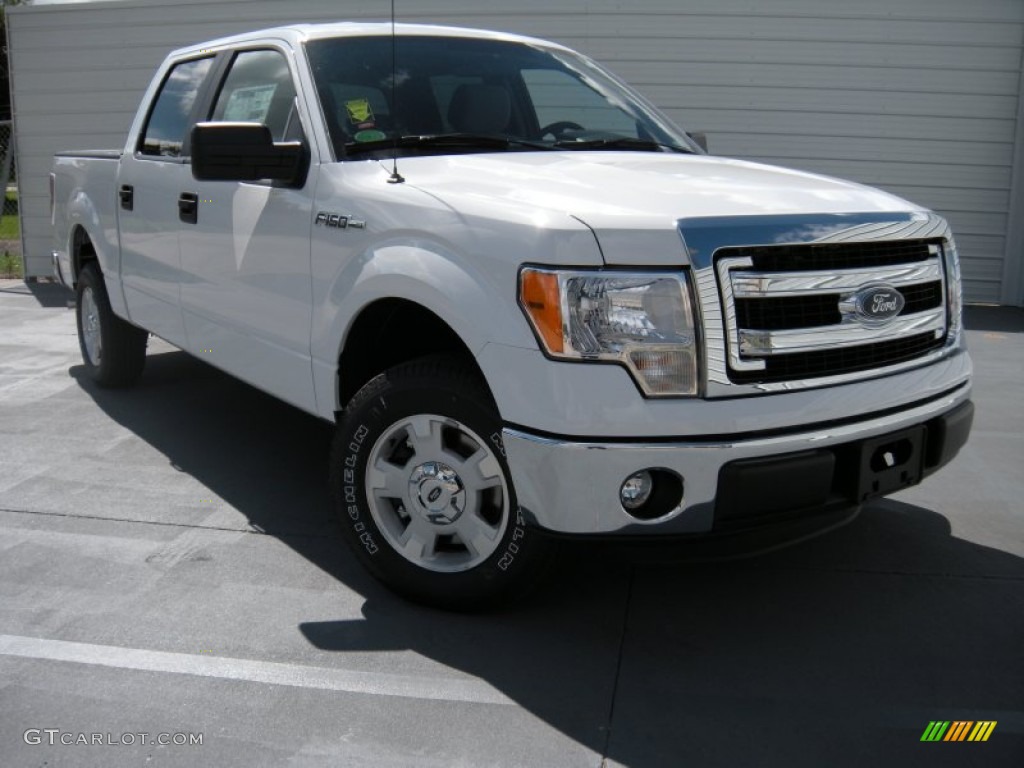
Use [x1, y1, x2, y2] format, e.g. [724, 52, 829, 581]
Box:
[0, 251, 22, 278]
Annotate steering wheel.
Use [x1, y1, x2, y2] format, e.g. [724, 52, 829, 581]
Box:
[540, 121, 585, 139]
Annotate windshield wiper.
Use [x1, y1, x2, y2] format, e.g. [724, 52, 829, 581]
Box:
[552, 137, 693, 153]
[344, 133, 552, 156]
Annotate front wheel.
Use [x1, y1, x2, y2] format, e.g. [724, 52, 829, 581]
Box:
[330, 356, 551, 610]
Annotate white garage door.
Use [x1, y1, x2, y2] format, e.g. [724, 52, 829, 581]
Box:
[9, 0, 1024, 303]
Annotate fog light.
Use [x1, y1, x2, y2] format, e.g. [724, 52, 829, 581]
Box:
[620, 471, 654, 510]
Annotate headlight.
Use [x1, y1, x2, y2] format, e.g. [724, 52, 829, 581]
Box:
[519, 267, 700, 396]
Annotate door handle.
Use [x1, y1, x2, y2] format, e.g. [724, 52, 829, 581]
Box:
[178, 192, 198, 224]
[119, 185, 134, 211]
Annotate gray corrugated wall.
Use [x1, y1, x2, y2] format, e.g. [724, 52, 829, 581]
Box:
[9, 0, 1024, 304]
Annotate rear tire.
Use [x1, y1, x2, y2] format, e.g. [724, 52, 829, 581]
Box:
[330, 356, 552, 611]
[75, 262, 148, 387]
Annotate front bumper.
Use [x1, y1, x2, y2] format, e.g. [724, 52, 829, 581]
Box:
[503, 383, 972, 535]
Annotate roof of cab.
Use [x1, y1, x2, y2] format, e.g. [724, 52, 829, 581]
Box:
[170, 21, 568, 58]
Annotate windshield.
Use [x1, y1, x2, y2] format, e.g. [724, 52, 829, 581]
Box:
[304, 34, 696, 159]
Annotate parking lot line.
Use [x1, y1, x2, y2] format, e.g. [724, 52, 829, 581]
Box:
[0, 633, 515, 706]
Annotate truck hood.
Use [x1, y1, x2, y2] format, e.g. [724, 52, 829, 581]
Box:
[399, 152, 924, 265]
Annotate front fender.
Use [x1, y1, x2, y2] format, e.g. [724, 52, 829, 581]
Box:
[347, 240, 534, 352]
[311, 236, 536, 419]
[308, 160, 604, 420]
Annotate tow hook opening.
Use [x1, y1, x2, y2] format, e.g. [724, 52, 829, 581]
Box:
[856, 426, 926, 501]
[869, 439, 914, 474]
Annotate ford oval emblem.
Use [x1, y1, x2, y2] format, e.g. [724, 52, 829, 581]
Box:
[852, 285, 905, 326]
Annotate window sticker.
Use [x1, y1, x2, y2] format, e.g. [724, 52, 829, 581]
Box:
[223, 84, 278, 122]
[345, 98, 375, 125]
[354, 129, 387, 142]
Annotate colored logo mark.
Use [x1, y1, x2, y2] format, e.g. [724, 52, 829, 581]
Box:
[345, 98, 374, 125]
[920, 721, 996, 742]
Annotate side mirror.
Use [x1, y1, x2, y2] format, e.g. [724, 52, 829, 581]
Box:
[688, 132, 708, 153]
[191, 122, 307, 186]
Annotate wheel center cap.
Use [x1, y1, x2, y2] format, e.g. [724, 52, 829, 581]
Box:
[408, 461, 465, 525]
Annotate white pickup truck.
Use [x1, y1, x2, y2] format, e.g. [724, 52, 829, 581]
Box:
[51, 22, 973, 609]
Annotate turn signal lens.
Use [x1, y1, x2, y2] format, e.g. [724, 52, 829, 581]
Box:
[627, 348, 697, 396]
[520, 269, 564, 353]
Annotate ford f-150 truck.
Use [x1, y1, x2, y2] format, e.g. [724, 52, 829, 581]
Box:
[51, 22, 973, 609]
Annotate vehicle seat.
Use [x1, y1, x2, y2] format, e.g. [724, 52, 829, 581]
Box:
[447, 84, 511, 135]
[394, 77, 444, 136]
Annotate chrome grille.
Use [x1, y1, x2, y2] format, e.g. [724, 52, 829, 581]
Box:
[716, 242, 948, 385]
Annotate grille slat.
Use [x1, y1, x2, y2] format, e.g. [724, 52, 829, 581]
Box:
[736, 294, 841, 330]
[900, 282, 944, 315]
[736, 281, 943, 331]
[746, 240, 933, 272]
[730, 333, 945, 384]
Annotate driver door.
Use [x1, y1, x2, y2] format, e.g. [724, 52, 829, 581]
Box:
[178, 47, 319, 413]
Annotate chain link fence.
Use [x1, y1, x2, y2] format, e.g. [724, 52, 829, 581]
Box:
[0, 119, 21, 277]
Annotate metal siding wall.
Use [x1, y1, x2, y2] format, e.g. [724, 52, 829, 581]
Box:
[9, 0, 1024, 304]
[1003, 36, 1024, 306]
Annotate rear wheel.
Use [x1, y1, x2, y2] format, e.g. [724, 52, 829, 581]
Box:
[330, 356, 551, 610]
[75, 262, 148, 387]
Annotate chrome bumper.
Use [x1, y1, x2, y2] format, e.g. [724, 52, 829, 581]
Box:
[503, 383, 972, 535]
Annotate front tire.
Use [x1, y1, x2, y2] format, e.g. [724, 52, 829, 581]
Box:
[330, 356, 551, 610]
[75, 262, 148, 387]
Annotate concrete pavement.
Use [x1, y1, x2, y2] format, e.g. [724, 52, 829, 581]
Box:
[1, 278, 1021, 767]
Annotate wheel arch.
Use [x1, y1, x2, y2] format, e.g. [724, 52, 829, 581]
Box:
[67, 217, 129, 319]
[336, 298, 493, 413]
[70, 224, 98, 286]
[63, 181, 116, 285]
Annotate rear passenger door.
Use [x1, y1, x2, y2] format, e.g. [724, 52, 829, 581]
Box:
[118, 55, 216, 346]
[178, 47, 319, 413]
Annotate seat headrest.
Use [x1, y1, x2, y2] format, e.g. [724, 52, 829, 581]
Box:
[447, 84, 511, 135]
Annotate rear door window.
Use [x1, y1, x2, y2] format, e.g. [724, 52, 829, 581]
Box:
[140, 57, 214, 157]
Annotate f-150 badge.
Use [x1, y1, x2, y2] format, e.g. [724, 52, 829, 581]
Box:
[315, 212, 366, 230]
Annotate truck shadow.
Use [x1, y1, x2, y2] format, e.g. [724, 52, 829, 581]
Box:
[72, 349, 1024, 767]
[963, 304, 1024, 334]
[22, 280, 74, 308]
